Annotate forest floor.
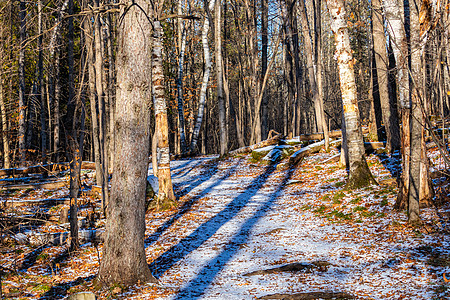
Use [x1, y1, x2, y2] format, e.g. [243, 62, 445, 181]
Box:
[1, 147, 450, 299]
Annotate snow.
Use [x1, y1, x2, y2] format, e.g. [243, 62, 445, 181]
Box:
[2, 151, 450, 299]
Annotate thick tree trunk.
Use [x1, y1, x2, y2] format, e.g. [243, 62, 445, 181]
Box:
[153, 20, 175, 203]
[327, 0, 376, 189]
[190, 0, 215, 152]
[216, 0, 228, 155]
[97, 0, 157, 286]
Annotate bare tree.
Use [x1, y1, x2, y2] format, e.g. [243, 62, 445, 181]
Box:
[97, 0, 157, 286]
[326, 0, 377, 188]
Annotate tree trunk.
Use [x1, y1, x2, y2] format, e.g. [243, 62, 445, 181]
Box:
[372, 0, 401, 152]
[190, 0, 215, 152]
[153, 20, 175, 203]
[66, 0, 80, 251]
[327, 0, 376, 189]
[38, 0, 47, 163]
[177, 0, 188, 153]
[383, 0, 410, 205]
[315, 0, 329, 151]
[54, 51, 61, 162]
[261, 0, 269, 140]
[106, 12, 115, 174]
[407, 0, 433, 224]
[97, 0, 157, 286]
[94, 0, 109, 214]
[86, 21, 103, 190]
[0, 24, 10, 169]
[298, 0, 324, 137]
[18, 0, 27, 165]
[216, 0, 227, 155]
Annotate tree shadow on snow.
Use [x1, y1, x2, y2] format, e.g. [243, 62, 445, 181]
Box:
[37, 274, 95, 299]
[145, 158, 242, 247]
[171, 166, 294, 299]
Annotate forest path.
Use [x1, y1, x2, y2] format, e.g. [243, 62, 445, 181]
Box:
[135, 151, 449, 300]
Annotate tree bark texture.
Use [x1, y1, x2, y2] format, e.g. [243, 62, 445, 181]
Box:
[94, 0, 109, 216]
[18, 0, 27, 165]
[327, 0, 376, 189]
[383, 0, 410, 204]
[190, 0, 215, 152]
[97, 0, 157, 286]
[216, 0, 228, 156]
[372, 0, 401, 152]
[153, 20, 175, 203]
[177, 0, 188, 153]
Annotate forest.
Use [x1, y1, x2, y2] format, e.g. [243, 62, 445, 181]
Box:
[0, 0, 449, 298]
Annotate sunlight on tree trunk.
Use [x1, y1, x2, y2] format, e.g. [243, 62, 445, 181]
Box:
[326, 0, 376, 189]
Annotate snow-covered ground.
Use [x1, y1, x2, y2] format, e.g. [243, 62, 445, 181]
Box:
[2, 150, 450, 299]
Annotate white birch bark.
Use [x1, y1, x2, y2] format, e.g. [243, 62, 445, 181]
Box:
[153, 20, 175, 202]
[190, 0, 215, 152]
[327, 0, 376, 188]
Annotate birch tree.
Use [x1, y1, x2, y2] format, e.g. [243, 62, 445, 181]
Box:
[153, 19, 176, 203]
[190, 0, 215, 152]
[326, 0, 377, 188]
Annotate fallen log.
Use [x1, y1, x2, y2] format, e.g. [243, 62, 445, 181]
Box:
[297, 128, 369, 142]
[289, 141, 326, 166]
[289, 139, 343, 166]
[0, 180, 68, 191]
[0, 161, 96, 177]
[230, 133, 283, 156]
[13, 229, 104, 246]
[1, 197, 70, 209]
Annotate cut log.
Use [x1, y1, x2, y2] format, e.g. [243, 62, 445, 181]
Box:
[230, 133, 283, 155]
[0, 161, 96, 177]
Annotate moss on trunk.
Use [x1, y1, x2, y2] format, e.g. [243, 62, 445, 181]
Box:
[346, 158, 377, 189]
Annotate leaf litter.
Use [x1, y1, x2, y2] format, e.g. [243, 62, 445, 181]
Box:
[0, 150, 449, 299]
